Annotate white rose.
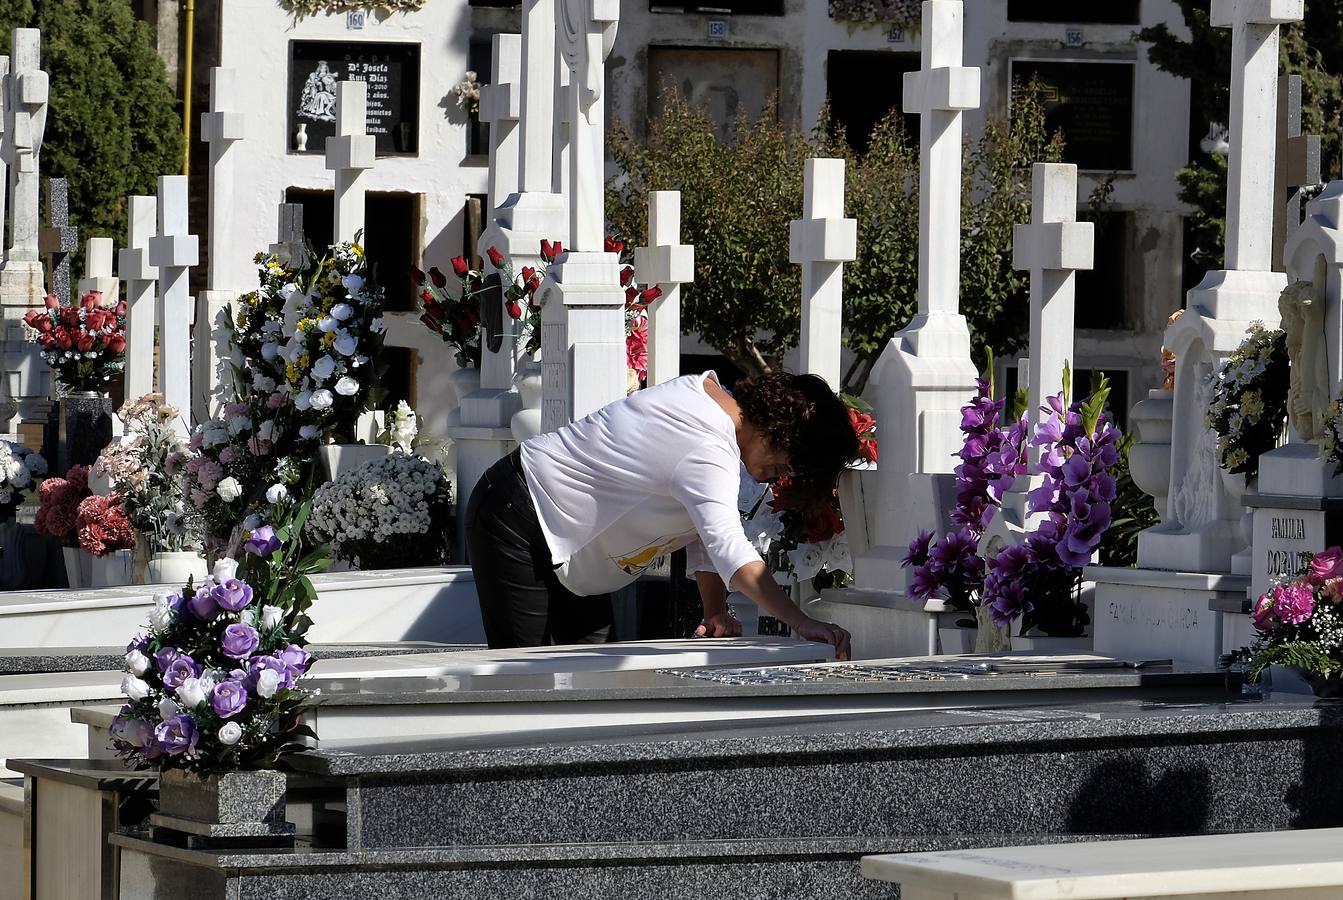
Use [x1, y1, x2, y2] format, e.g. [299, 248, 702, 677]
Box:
[341, 274, 366, 294]
[176, 677, 209, 709]
[299, 425, 319, 440]
[261, 605, 283, 630]
[212, 557, 240, 583]
[260, 342, 279, 361]
[318, 316, 339, 333]
[265, 483, 288, 504]
[309, 389, 334, 410]
[255, 667, 282, 699]
[126, 649, 151, 676]
[334, 376, 359, 396]
[121, 675, 150, 701]
[330, 303, 354, 321]
[218, 721, 243, 745]
[295, 391, 313, 411]
[158, 697, 180, 720]
[311, 355, 337, 381]
[217, 477, 243, 502]
[333, 333, 358, 357]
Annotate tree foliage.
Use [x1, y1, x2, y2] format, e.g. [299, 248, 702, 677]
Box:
[607, 80, 1065, 392]
[1140, 2, 1343, 270]
[0, 0, 181, 255]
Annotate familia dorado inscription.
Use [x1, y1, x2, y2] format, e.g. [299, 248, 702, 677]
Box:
[1266, 515, 1312, 580]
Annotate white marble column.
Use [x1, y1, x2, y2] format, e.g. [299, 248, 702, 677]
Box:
[791, 158, 857, 389]
[325, 81, 375, 245]
[634, 191, 694, 387]
[119, 196, 158, 401]
[147, 176, 199, 437]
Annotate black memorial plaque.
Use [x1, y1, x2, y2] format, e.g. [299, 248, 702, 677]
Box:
[1012, 59, 1135, 172]
[289, 41, 421, 156]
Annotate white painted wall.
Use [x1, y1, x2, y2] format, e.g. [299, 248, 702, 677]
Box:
[217, 1, 489, 439]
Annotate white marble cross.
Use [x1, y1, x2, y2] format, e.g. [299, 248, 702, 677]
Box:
[518, 0, 557, 194]
[1012, 163, 1094, 462]
[791, 158, 857, 389]
[558, 0, 619, 252]
[76, 237, 119, 304]
[2, 29, 45, 267]
[480, 34, 522, 217]
[147, 176, 199, 435]
[325, 80, 375, 245]
[634, 191, 695, 386]
[902, 0, 979, 330]
[118, 196, 158, 402]
[1211, 0, 1304, 272]
[196, 67, 247, 424]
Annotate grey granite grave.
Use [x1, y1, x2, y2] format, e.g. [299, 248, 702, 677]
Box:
[0, 641, 479, 674]
[85, 659, 1343, 900]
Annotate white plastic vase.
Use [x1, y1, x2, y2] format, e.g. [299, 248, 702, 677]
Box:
[89, 549, 132, 588]
[146, 551, 208, 587]
[317, 444, 393, 481]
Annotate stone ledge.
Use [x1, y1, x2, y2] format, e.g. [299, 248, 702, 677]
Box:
[1086, 565, 1250, 593]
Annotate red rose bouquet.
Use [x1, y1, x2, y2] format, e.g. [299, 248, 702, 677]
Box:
[24, 291, 127, 393]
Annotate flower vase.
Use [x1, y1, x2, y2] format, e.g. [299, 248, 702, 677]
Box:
[58, 392, 112, 471]
[447, 365, 482, 408]
[317, 443, 393, 482]
[153, 768, 294, 847]
[936, 610, 977, 655]
[1300, 668, 1343, 699]
[147, 551, 208, 586]
[511, 365, 543, 443]
[88, 549, 132, 588]
[62, 546, 92, 589]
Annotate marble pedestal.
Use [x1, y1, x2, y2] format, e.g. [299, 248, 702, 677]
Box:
[1086, 565, 1246, 667]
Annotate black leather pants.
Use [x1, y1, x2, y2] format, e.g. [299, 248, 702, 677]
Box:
[465, 449, 612, 648]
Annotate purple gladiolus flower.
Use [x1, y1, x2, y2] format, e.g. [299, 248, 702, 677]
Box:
[154, 714, 199, 756]
[243, 525, 283, 558]
[213, 578, 254, 612]
[210, 679, 249, 718]
[1062, 452, 1093, 487]
[221, 623, 260, 659]
[162, 655, 199, 690]
[187, 588, 218, 619]
[903, 530, 934, 568]
[1274, 584, 1316, 625]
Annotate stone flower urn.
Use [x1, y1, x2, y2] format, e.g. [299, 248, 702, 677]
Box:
[153, 768, 294, 848]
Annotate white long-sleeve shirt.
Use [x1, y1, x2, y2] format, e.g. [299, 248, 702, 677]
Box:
[519, 371, 762, 596]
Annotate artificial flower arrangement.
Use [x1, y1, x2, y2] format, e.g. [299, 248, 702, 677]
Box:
[1206, 322, 1288, 478]
[415, 236, 661, 386]
[906, 368, 1122, 637]
[75, 493, 135, 558]
[34, 464, 92, 547]
[23, 291, 127, 393]
[95, 395, 203, 553]
[739, 396, 876, 590]
[0, 441, 47, 521]
[110, 501, 326, 773]
[187, 244, 387, 543]
[306, 452, 452, 569]
[1249, 546, 1343, 691]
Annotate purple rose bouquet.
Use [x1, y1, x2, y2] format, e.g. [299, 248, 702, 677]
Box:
[110, 500, 329, 774]
[1248, 546, 1343, 682]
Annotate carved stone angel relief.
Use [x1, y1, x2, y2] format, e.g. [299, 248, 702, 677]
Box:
[1279, 278, 1330, 441]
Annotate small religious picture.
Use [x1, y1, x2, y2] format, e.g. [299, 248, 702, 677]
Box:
[288, 40, 422, 156]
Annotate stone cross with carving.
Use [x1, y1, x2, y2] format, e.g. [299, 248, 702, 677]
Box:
[148, 176, 199, 434]
[634, 190, 694, 387]
[325, 80, 375, 245]
[3, 29, 46, 268]
[119, 196, 158, 401]
[1012, 163, 1094, 463]
[1211, 0, 1305, 272]
[791, 158, 857, 389]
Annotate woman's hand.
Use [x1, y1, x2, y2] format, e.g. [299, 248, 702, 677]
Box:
[792, 616, 852, 661]
[695, 612, 742, 638]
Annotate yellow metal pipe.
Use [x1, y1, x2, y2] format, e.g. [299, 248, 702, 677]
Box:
[182, 0, 196, 176]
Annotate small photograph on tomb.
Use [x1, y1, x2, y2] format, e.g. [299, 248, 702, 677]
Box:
[1009, 59, 1136, 172]
[289, 40, 421, 156]
[647, 47, 779, 140]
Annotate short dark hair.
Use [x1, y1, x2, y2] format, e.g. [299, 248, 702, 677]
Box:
[733, 372, 858, 492]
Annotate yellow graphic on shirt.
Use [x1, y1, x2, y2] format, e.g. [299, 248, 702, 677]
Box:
[613, 533, 695, 575]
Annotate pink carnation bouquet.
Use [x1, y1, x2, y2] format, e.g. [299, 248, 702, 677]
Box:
[75, 493, 136, 558]
[1249, 546, 1343, 687]
[34, 465, 92, 547]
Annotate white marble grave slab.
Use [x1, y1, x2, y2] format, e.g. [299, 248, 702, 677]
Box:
[862, 827, 1343, 899]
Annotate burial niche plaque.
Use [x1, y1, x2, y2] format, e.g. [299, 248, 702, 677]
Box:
[290, 41, 421, 156]
[1248, 495, 1343, 599]
[1011, 59, 1135, 172]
